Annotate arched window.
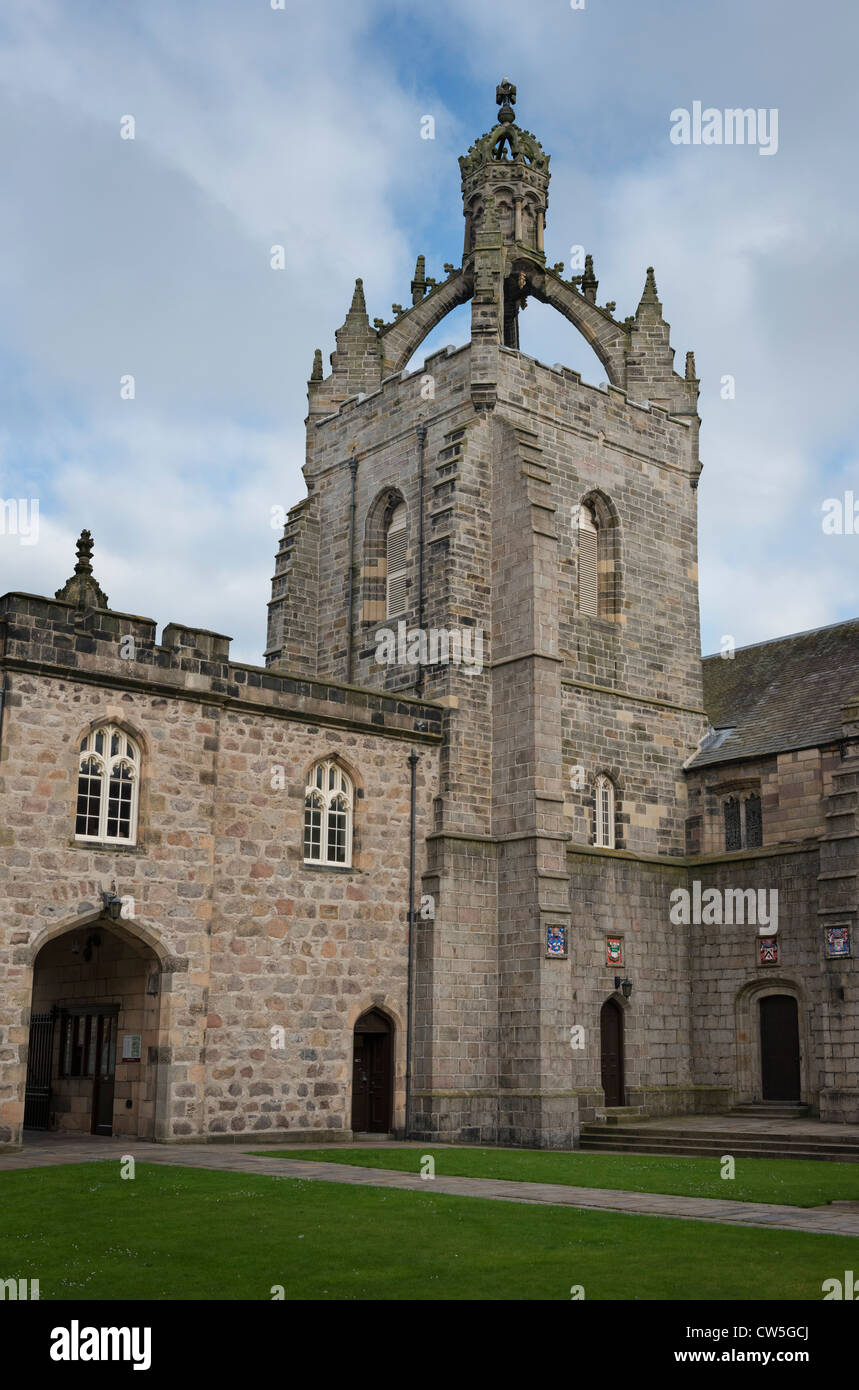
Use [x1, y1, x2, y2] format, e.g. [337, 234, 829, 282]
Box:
[576, 493, 621, 619]
[578, 504, 599, 616]
[385, 503, 408, 618]
[723, 793, 762, 851]
[594, 773, 615, 849]
[75, 725, 140, 844]
[304, 760, 354, 867]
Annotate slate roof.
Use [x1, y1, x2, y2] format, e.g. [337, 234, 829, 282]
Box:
[689, 618, 859, 769]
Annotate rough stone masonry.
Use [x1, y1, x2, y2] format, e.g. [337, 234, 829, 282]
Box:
[0, 81, 856, 1151]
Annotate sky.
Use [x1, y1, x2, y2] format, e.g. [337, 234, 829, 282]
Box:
[0, 0, 856, 664]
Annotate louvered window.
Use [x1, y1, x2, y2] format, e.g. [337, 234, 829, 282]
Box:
[595, 774, 615, 848]
[386, 503, 408, 618]
[578, 505, 599, 616]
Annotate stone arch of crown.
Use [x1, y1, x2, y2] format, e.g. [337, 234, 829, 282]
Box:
[525, 268, 628, 384]
[379, 273, 473, 376]
[378, 265, 630, 386]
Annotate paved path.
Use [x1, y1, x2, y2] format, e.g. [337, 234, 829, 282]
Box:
[3, 1136, 859, 1237]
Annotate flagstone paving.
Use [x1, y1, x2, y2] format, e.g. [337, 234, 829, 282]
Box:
[3, 1133, 859, 1237]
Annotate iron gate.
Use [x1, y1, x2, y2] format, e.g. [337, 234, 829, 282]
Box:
[23, 1009, 58, 1129]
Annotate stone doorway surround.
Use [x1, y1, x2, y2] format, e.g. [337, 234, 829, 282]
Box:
[12, 910, 173, 1148]
[734, 978, 810, 1107]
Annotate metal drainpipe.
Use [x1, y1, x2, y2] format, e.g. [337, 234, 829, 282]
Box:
[346, 454, 359, 684]
[415, 423, 427, 697]
[404, 749, 419, 1139]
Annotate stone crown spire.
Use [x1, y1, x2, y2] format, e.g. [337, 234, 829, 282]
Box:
[459, 80, 550, 267]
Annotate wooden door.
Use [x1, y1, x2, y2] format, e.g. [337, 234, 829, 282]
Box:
[760, 995, 800, 1102]
[351, 1010, 393, 1133]
[600, 999, 624, 1107]
[91, 1013, 117, 1136]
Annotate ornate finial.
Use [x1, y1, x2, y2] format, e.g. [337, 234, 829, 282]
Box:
[685, 350, 697, 380]
[75, 529, 94, 573]
[411, 254, 427, 306]
[311, 348, 323, 381]
[581, 253, 598, 303]
[496, 78, 516, 124]
[55, 529, 109, 609]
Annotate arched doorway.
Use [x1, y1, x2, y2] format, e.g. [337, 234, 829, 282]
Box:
[351, 1009, 393, 1134]
[600, 998, 625, 1107]
[760, 995, 801, 1102]
[26, 917, 162, 1139]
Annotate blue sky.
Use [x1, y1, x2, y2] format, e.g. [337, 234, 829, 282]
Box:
[0, 0, 857, 662]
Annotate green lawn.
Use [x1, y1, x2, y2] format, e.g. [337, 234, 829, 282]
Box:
[0, 1162, 855, 1300]
[256, 1145, 859, 1208]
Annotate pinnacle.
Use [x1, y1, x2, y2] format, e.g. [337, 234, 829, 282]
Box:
[640, 265, 660, 305]
[349, 278, 367, 314]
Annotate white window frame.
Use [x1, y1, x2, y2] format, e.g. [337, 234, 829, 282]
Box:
[578, 502, 599, 617]
[386, 502, 408, 619]
[75, 724, 140, 845]
[303, 759, 354, 867]
[594, 773, 615, 849]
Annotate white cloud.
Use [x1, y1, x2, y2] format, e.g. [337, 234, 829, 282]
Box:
[0, 0, 857, 661]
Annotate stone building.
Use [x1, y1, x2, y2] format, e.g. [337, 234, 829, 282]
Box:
[0, 82, 856, 1151]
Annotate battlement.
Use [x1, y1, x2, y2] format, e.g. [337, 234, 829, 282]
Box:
[0, 591, 443, 742]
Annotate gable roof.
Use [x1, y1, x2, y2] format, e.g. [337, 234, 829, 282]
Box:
[690, 618, 859, 768]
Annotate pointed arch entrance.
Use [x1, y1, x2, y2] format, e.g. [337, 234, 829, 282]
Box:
[26, 915, 163, 1140]
[351, 1009, 394, 1134]
[600, 998, 625, 1107]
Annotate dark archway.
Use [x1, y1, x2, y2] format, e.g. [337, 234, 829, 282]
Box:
[760, 995, 801, 1102]
[26, 917, 161, 1139]
[600, 998, 625, 1107]
[351, 1008, 394, 1134]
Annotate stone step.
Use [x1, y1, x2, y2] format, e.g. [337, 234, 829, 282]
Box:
[579, 1124, 859, 1151]
[578, 1138, 858, 1162]
[578, 1128, 859, 1162]
[728, 1105, 810, 1119]
[593, 1106, 648, 1124]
